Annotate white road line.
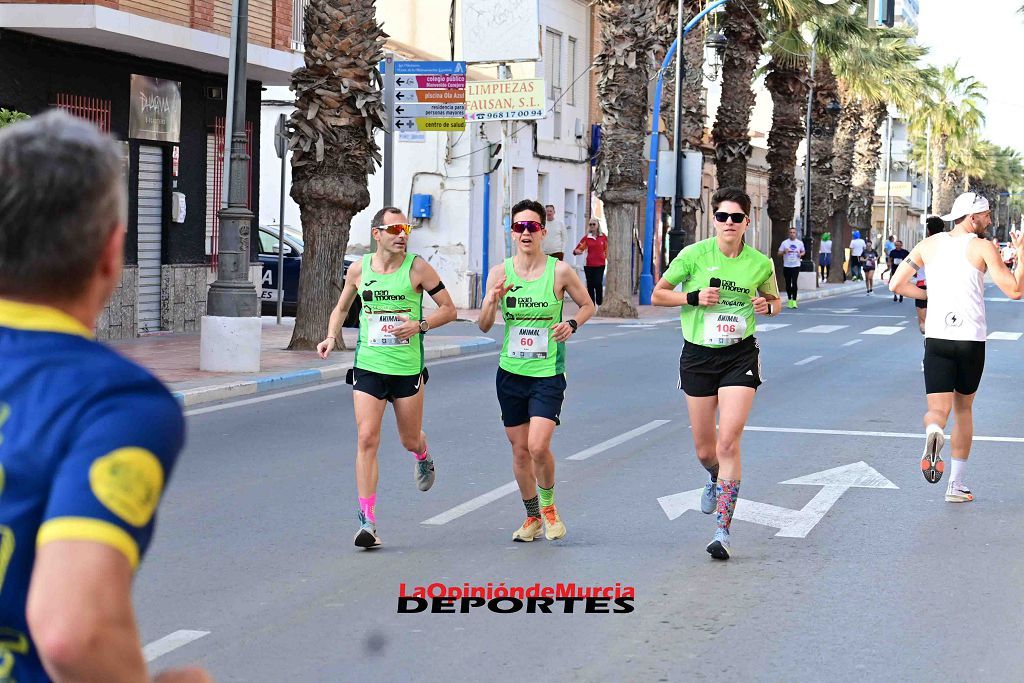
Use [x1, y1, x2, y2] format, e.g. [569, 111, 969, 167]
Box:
[986, 297, 1015, 302]
[566, 420, 671, 461]
[794, 356, 822, 365]
[421, 481, 521, 526]
[757, 323, 790, 332]
[605, 332, 630, 337]
[421, 420, 672, 525]
[745, 425, 1024, 444]
[862, 326, 904, 335]
[800, 325, 847, 334]
[988, 331, 1023, 341]
[842, 339, 862, 347]
[185, 351, 498, 416]
[814, 313, 904, 318]
[144, 630, 209, 662]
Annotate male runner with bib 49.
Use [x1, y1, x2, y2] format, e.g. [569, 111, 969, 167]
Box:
[319, 207, 456, 548]
[652, 187, 781, 560]
[478, 199, 595, 542]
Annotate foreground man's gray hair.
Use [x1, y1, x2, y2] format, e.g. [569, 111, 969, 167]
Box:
[0, 110, 126, 300]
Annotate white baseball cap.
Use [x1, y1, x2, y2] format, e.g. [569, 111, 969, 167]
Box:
[940, 192, 990, 222]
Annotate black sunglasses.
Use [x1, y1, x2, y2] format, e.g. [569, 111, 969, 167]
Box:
[511, 220, 544, 233]
[714, 211, 747, 224]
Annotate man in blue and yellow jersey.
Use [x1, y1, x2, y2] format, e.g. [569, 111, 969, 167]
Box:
[478, 199, 595, 543]
[0, 112, 210, 681]
[319, 208, 456, 549]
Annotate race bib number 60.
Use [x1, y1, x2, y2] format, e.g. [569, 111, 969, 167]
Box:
[703, 312, 746, 346]
[368, 314, 410, 346]
[507, 326, 549, 359]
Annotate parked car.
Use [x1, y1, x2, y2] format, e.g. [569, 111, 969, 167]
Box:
[257, 226, 360, 326]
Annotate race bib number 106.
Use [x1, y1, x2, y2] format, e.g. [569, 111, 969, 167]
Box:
[703, 313, 746, 346]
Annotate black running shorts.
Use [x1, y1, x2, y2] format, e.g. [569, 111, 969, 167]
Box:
[915, 285, 927, 309]
[923, 338, 985, 395]
[348, 366, 428, 401]
[495, 367, 566, 427]
[679, 336, 762, 397]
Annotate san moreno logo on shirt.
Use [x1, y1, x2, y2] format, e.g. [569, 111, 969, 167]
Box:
[362, 289, 407, 302]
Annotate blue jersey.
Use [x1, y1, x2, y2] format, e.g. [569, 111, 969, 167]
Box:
[0, 299, 184, 681]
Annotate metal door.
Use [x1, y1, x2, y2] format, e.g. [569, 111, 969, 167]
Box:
[137, 145, 163, 332]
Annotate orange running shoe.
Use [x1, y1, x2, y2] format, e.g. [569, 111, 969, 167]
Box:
[512, 516, 543, 542]
[540, 504, 566, 541]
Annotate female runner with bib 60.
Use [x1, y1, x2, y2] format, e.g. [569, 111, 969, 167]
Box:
[652, 187, 781, 560]
[478, 199, 595, 543]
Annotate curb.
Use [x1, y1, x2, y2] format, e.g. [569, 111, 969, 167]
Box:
[798, 282, 867, 302]
[172, 336, 498, 408]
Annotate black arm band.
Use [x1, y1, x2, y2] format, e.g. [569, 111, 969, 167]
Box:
[686, 290, 700, 306]
[906, 259, 920, 273]
[427, 281, 446, 296]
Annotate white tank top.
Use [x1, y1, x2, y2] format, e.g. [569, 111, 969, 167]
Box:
[923, 233, 986, 342]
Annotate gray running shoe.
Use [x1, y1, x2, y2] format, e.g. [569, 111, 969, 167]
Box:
[706, 528, 731, 560]
[700, 476, 716, 514]
[415, 457, 435, 492]
[354, 511, 381, 549]
[945, 480, 974, 503]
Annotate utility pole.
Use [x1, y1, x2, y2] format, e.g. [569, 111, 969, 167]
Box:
[802, 43, 816, 272]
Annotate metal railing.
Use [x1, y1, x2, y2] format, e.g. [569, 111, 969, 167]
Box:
[291, 0, 309, 51]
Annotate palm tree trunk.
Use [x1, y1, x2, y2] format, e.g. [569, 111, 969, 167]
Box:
[287, 0, 384, 349]
[933, 134, 958, 215]
[593, 0, 659, 318]
[766, 56, 810, 282]
[808, 56, 840, 260]
[825, 88, 860, 282]
[711, 0, 764, 190]
[848, 100, 886, 243]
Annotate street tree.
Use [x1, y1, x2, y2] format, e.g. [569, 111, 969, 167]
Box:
[287, 0, 385, 350]
[592, 0, 660, 318]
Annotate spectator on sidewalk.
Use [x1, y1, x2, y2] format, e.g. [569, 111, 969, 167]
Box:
[884, 234, 896, 260]
[849, 230, 866, 281]
[862, 240, 880, 295]
[777, 227, 805, 309]
[543, 204, 567, 261]
[888, 239, 910, 302]
[818, 231, 833, 282]
[573, 218, 608, 306]
[0, 111, 211, 682]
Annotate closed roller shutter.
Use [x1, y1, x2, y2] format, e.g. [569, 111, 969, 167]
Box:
[137, 145, 164, 333]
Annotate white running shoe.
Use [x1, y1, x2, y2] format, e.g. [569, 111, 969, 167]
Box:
[945, 480, 974, 503]
[921, 423, 945, 484]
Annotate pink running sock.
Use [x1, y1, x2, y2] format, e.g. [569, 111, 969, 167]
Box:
[412, 448, 429, 462]
[359, 495, 376, 523]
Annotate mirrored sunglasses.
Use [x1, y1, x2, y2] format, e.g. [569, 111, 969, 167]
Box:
[378, 223, 413, 235]
[511, 220, 544, 233]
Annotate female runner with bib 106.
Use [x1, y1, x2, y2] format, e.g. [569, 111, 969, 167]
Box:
[652, 187, 781, 560]
[478, 199, 595, 543]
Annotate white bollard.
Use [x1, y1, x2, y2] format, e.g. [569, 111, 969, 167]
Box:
[199, 315, 262, 372]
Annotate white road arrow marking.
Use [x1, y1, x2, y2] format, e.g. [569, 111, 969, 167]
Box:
[657, 461, 897, 538]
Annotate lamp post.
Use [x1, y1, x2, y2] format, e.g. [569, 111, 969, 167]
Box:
[200, 0, 260, 372]
[801, 44, 817, 273]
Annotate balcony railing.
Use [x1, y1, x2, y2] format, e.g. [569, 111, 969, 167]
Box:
[292, 0, 309, 51]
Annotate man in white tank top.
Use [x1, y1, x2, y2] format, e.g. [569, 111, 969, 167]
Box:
[890, 192, 1024, 503]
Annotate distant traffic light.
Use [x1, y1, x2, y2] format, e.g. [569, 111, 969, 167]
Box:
[867, 0, 896, 28]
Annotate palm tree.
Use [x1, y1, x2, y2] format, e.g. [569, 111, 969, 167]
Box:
[655, 0, 707, 256]
[592, 0, 660, 318]
[287, 0, 385, 350]
[711, 0, 765, 190]
[909, 63, 986, 217]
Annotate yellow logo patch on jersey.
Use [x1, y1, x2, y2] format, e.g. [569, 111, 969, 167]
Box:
[0, 403, 9, 448]
[89, 448, 164, 527]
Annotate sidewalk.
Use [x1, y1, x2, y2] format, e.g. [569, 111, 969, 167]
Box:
[111, 318, 496, 408]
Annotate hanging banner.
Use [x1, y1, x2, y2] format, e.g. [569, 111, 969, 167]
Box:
[129, 75, 182, 143]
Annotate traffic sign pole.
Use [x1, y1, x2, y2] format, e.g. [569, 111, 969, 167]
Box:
[274, 113, 287, 324]
[383, 52, 395, 207]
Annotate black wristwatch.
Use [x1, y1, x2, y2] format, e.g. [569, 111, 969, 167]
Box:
[566, 319, 578, 334]
[419, 319, 430, 334]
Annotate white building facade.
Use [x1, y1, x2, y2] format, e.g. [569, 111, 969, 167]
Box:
[259, 0, 592, 309]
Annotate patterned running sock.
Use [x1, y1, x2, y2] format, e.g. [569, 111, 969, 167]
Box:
[715, 479, 741, 532]
[523, 495, 540, 518]
[359, 494, 376, 523]
[412, 447, 429, 462]
[538, 484, 554, 508]
[705, 462, 720, 482]
[951, 458, 967, 482]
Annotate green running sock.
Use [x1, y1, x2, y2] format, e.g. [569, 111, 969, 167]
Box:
[523, 496, 540, 518]
[538, 484, 554, 508]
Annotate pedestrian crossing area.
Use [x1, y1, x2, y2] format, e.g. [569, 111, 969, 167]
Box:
[757, 322, 1024, 341]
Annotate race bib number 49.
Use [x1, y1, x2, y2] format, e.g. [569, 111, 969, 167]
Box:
[703, 313, 746, 346]
[368, 314, 409, 346]
[507, 326, 549, 359]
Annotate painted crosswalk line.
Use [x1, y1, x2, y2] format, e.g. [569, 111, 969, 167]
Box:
[794, 356, 822, 365]
[757, 323, 790, 332]
[987, 331, 1023, 341]
[863, 326, 904, 335]
[800, 325, 848, 334]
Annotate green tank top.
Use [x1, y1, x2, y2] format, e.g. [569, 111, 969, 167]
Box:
[355, 253, 423, 376]
[499, 256, 565, 377]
